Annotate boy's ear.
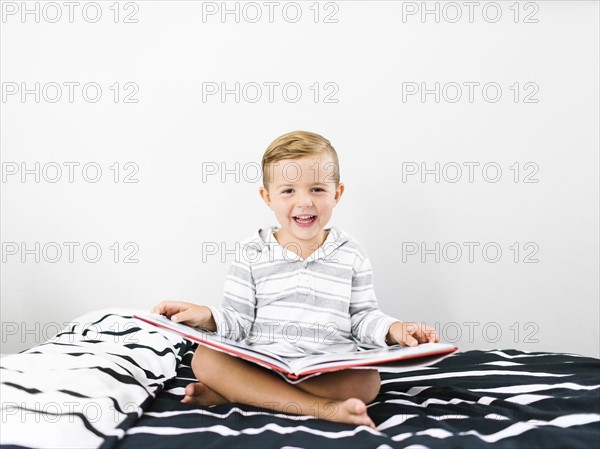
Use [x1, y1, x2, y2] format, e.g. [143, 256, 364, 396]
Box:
[334, 182, 345, 204]
[259, 186, 272, 208]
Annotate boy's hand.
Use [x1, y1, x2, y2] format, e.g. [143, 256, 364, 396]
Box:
[151, 301, 217, 332]
[386, 322, 439, 347]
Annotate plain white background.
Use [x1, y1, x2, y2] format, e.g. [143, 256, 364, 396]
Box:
[1, 1, 598, 357]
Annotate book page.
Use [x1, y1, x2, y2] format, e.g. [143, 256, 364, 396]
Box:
[286, 343, 458, 374]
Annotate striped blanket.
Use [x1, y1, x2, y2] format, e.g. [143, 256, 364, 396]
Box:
[1, 310, 599, 448]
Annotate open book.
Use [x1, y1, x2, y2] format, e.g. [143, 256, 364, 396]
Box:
[135, 313, 458, 383]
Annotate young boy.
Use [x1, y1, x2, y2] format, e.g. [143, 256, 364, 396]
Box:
[152, 131, 439, 428]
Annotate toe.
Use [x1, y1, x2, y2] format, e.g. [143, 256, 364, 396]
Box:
[348, 398, 366, 415]
[185, 382, 203, 397]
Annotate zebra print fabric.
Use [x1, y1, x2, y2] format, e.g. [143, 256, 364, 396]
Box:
[1, 310, 599, 448]
[1, 309, 188, 448]
[112, 346, 600, 449]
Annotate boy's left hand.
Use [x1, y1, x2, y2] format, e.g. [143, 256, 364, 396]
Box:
[386, 322, 440, 347]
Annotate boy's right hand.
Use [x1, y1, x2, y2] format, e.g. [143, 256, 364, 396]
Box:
[151, 301, 217, 332]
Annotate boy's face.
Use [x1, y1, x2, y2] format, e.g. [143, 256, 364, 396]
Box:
[259, 156, 344, 246]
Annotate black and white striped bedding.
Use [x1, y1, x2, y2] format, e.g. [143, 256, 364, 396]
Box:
[2, 310, 599, 448]
[1, 310, 188, 449]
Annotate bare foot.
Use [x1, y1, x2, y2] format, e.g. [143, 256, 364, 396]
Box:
[319, 398, 375, 428]
[181, 382, 229, 406]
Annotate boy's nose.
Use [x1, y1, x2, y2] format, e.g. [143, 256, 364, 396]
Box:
[296, 193, 313, 207]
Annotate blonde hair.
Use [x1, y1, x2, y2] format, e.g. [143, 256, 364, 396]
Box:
[261, 130, 340, 189]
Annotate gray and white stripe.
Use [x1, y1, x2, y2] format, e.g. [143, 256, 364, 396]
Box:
[208, 226, 398, 357]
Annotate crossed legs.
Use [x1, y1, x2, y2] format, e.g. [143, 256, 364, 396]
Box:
[182, 345, 381, 428]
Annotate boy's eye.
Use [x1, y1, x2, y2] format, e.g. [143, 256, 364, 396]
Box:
[281, 188, 325, 194]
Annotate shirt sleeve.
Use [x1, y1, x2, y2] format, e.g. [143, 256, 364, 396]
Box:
[206, 259, 256, 342]
[350, 253, 399, 347]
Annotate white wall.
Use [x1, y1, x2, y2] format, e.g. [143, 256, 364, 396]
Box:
[1, 1, 598, 358]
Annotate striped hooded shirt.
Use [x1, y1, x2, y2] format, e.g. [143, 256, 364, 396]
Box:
[207, 226, 399, 358]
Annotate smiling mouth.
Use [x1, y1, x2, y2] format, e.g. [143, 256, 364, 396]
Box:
[293, 215, 316, 224]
